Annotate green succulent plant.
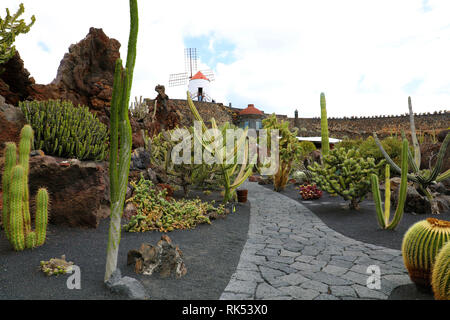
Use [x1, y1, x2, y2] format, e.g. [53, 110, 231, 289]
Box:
[431, 241, 450, 300]
[0, 3, 35, 67]
[370, 139, 409, 230]
[309, 147, 385, 210]
[20, 100, 108, 161]
[1, 125, 49, 251]
[402, 218, 450, 288]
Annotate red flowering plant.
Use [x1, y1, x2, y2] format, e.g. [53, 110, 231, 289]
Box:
[298, 183, 323, 200]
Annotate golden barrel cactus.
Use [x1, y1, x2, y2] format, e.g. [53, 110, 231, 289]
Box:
[431, 241, 450, 300]
[402, 218, 450, 288]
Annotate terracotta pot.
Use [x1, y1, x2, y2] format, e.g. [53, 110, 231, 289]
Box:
[237, 189, 248, 203]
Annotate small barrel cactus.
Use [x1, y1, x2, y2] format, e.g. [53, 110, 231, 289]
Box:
[431, 241, 450, 300]
[402, 218, 450, 288]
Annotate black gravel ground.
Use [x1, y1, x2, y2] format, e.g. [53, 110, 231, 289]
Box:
[0, 189, 250, 300]
[263, 183, 450, 251]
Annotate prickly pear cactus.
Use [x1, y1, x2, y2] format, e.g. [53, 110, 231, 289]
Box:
[402, 218, 450, 289]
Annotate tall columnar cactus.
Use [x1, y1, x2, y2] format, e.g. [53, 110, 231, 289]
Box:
[1, 125, 49, 251]
[402, 218, 450, 288]
[262, 114, 303, 192]
[320, 93, 330, 157]
[431, 241, 450, 300]
[104, 0, 138, 282]
[370, 139, 409, 230]
[373, 97, 450, 214]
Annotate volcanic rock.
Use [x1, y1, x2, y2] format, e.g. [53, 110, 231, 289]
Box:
[127, 235, 187, 278]
[28, 155, 110, 228]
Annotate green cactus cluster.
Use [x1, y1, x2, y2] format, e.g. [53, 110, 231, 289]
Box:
[309, 148, 385, 210]
[0, 3, 35, 66]
[2, 125, 49, 251]
[373, 97, 450, 214]
[19, 100, 108, 161]
[370, 139, 409, 230]
[187, 93, 255, 203]
[431, 241, 450, 300]
[401, 218, 450, 288]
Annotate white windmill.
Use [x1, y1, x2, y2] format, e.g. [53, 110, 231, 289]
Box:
[168, 48, 215, 102]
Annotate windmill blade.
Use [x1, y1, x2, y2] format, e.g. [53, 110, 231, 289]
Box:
[169, 73, 189, 87]
[200, 69, 215, 81]
[184, 48, 198, 77]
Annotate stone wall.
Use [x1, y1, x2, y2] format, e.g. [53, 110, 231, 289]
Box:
[289, 112, 449, 140]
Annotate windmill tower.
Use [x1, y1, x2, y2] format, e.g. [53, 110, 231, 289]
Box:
[169, 48, 215, 102]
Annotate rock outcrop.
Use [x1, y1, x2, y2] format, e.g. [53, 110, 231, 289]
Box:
[28, 155, 110, 228]
[127, 235, 187, 278]
[0, 28, 120, 125]
[0, 95, 26, 157]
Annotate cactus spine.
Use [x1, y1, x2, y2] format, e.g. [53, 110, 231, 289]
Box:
[370, 139, 408, 230]
[320, 93, 330, 157]
[1, 125, 49, 251]
[105, 0, 138, 282]
[401, 218, 450, 288]
[431, 241, 450, 300]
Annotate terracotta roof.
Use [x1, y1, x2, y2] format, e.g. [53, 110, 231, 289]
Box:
[239, 104, 264, 116]
[190, 71, 209, 81]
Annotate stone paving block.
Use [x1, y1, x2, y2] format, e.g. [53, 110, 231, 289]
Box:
[259, 266, 286, 280]
[233, 270, 264, 283]
[322, 265, 348, 276]
[279, 249, 299, 257]
[352, 284, 387, 300]
[330, 285, 357, 298]
[255, 283, 284, 299]
[276, 273, 310, 286]
[314, 294, 340, 300]
[327, 258, 354, 269]
[342, 271, 369, 286]
[220, 292, 253, 300]
[266, 255, 295, 264]
[279, 286, 320, 300]
[300, 280, 329, 293]
[306, 272, 353, 286]
[237, 261, 259, 271]
[294, 255, 315, 263]
[290, 261, 322, 272]
[224, 280, 257, 295]
[261, 261, 296, 274]
[256, 248, 280, 257]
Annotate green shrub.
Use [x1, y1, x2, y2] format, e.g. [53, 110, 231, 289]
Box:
[20, 100, 108, 161]
[299, 140, 316, 155]
[124, 177, 226, 233]
[335, 138, 363, 152]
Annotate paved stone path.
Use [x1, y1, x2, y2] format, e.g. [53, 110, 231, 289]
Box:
[220, 181, 412, 300]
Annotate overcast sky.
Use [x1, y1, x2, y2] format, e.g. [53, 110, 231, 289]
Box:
[3, 0, 450, 117]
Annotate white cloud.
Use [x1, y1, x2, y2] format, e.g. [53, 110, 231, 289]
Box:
[2, 0, 449, 118]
